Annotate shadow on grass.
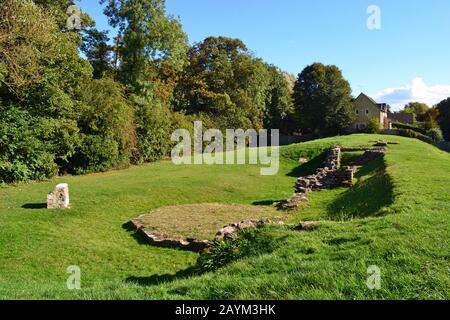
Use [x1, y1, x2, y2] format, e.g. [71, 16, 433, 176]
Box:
[326, 158, 394, 220]
[21, 203, 47, 209]
[286, 152, 326, 178]
[252, 200, 284, 206]
[125, 228, 289, 287]
[126, 266, 199, 286]
[122, 221, 155, 246]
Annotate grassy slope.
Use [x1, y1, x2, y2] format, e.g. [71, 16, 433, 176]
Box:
[0, 134, 449, 299]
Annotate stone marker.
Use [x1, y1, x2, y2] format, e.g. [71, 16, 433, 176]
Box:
[47, 183, 70, 209]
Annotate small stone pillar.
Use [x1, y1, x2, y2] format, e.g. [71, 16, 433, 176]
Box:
[47, 183, 70, 209]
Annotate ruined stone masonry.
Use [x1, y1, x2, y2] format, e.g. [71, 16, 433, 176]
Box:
[47, 183, 70, 209]
[131, 218, 284, 252]
[282, 144, 386, 210]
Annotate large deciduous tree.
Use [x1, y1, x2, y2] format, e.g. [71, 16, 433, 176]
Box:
[293, 63, 354, 136]
[403, 102, 430, 116]
[173, 36, 291, 131]
[437, 98, 450, 141]
[100, 0, 188, 93]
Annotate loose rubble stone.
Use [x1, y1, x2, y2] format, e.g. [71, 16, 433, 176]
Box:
[47, 183, 70, 209]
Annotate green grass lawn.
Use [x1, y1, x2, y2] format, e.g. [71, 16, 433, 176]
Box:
[0, 134, 449, 299]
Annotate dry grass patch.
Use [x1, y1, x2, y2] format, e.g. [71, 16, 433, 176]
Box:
[133, 203, 287, 240]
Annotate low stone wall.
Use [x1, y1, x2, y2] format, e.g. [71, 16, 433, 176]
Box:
[131, 218, 213, 252]
[282, 144, 386, 210]
[131, 218, 284, 252]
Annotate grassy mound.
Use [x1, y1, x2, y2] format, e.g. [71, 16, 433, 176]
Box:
[0, 134, 449, 299]
[133, 203, 286, 240]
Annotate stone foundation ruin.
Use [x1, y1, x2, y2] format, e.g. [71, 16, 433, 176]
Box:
[130, 217, 284, 252]
[282, 144, 386, 210]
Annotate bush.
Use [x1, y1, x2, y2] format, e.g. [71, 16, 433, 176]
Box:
[68, 78, 136, 173]
[0, 107, 57, 183]
[365, 117, 381, 134]
[392, 122, 427, 135]
[427, 128, 443, 143]
[396, 128, 434, 144]
[69, 135, 120, 175]
[197, 227, 282, 272]
[132, 83, 172, 163]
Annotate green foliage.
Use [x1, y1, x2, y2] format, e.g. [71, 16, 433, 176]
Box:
[436, 98, 450, 141]
[403, 102, 429, 115]
[197, 227, 281, 272]
[365, 117, 381, 134]
[0, 107, 57, 183]
[263, 66, 295, 133]
[68, 78, 136, 173]
[392, 122, 427, 135]
[132, 82, 172, 163]
[70, 135, 120, 175]
[293, 63, 354, 136]
[173, 37, 291, 131]
[81, 28, 113, 79]
[427, 128, 443, 143]
[101, 0, 188, 92]
[394, 128, 434, 144]
[417, 107, 440, 130]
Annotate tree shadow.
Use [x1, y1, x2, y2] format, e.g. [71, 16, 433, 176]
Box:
[286, 153, 327, 178]
[21, 203, 47, 209]
[126, 228, 289, 288]
[326, 158, 394, 220]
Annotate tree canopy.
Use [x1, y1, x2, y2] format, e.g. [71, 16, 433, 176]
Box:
[293, 63, 354, 136]
[437, 98, 450, 141]
[403, 102, 430, 115]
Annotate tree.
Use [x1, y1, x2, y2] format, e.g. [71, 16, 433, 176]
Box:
[264, 66, 295, 133]
[81, 28, 113, 79]
[417, 107, 440, 130]
[437, 98, 450, 141]
[403, 102, 429, 116]
[101, 0, 188, 93]
[173, 37, 282, 131]
[293, 63, 354, 136]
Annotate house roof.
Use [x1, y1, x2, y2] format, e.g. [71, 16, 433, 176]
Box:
[355, 93, 390, 112]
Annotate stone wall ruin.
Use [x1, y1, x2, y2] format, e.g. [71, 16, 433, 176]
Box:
[282, 144, 386, 210]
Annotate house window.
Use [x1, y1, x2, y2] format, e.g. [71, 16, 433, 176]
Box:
[365, 109, 369, 115]
[355, 109, 359, 115]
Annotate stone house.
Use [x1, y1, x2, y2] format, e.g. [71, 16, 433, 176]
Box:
[352, 93, 391, 130]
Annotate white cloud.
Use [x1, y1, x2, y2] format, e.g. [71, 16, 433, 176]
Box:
[374, 78, 450, 111]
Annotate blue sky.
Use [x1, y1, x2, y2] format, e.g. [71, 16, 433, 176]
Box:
[78, 0, 450, 110]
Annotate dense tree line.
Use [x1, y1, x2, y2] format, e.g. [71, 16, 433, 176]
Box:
[0, 0, 295, 183]
[1, 0, 448, 184]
